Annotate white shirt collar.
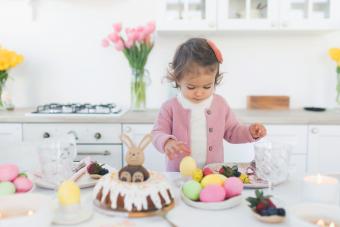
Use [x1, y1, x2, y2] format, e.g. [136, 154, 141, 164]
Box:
[177, 92, 213, 110]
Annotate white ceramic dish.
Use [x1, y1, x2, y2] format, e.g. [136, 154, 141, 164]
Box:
[0, 193, 53, 227]
[32, 164, 113, 189]
[33, 173, 98, 189]
[251, 209, 286, 224]
[291, 203, 340, 227]
[205, 163, 285, 189]
[180, 190, 242, 210]
[53, 197, 93, 225]
[93, 200, 175, 218]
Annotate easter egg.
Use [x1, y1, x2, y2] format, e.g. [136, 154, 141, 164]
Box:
[13, 176, 33, 193]
[57, 180, 81, 206]
[224, 177, 243, 199]
[200, 185, 225, 202]
[0, 182, 16, 197]
[180, 156, 197, 177]
[182, 180, 202, 201]
[0, 164, 19, 182]
[192, 168, 203, 182]
[201, 174, 226, 188]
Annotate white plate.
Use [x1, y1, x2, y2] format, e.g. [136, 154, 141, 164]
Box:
[0, 193, 53, 227]
[32, 164, 113, 189]
[93, 200, 175, 218]
[53, 197, 93, 225]
[205, 163, 285, 189]
[180, 190, 242, 210]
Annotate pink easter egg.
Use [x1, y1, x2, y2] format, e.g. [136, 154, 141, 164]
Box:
[0, 164, 19, 182]
[224, 177, 243, 199]
[199, 185, 225, 202]
[13, 176, 33, 193]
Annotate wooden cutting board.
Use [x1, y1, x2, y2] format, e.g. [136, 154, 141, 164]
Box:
[247, 96, 290, 110]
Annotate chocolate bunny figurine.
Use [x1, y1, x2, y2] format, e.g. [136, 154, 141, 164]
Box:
[119, 133, 152, 182]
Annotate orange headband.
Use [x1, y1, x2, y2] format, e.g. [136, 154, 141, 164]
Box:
[207, 40, 223, 64]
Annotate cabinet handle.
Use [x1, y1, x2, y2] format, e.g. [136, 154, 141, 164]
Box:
[124, 126, 132, 133]
[311, 128, 319, 134]
[77, 150, 111, 156]
[94, 132, 102, 140]
[67, 130, 79, 140]
[43, 132, 50, 138]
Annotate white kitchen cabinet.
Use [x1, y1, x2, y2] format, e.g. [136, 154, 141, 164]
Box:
[280, 0, 340, 30]
[0, 123, 22, 143]
[307, 125, 340, 174]
[217, 0, 279, 30]
[158, 0, 340, 31]
[157, 0, 217, 31]
[76, 145, 122, 169]
[22, 123, 123, 169]
[122, 124, 166, 171]
[22, 123, 121, 144]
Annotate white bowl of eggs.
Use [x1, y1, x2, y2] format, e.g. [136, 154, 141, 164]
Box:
[0, 193, 53, 227]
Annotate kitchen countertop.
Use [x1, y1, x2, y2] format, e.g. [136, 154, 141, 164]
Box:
[0, 108, 340, 124]
[33, 172, 311, 227]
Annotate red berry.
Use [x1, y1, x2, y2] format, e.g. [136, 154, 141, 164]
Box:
[218, 167, 225, 175]
[265, 199, 276, 208]
[255, 202, 267, 212]
[203, 167, 213, 176]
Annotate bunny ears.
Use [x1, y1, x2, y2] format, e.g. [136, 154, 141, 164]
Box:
[207, 39, 223, 64]
[120, 133, 152, 151]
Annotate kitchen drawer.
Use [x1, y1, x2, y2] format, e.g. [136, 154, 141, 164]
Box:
[0, 123, 22, 143]
[22, 123, 121, 144]
[75, 145, 122, 169]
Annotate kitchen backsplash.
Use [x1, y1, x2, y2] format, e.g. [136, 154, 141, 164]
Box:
[0, 0, 339, 109]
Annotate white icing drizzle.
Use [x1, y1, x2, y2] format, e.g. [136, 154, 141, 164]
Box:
[93, 171, 174, 211]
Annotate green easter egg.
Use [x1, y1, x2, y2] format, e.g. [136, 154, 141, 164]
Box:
[182, 180, 202, 201]
[0, 182, 16, 197]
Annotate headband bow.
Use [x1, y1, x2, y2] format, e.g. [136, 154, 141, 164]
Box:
[207, 40, 223, 64]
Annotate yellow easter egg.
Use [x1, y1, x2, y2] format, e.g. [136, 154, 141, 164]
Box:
[192, 168, 203, 182]
[57, 180, 81, 206]
[201, 174, 226, 188]
[180, 156, 197, 177]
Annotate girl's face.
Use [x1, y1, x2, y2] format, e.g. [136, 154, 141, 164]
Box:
[177, 65, 217, 103]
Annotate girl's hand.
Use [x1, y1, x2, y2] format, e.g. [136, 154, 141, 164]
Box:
[249, 123, 267, 139]
[164, 139, 191, 160]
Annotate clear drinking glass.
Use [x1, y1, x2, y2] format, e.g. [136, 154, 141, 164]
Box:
[37, 136, 77, 188]
[254, 141, 292, 192]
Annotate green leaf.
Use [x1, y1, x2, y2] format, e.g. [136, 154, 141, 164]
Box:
[337, 66, 340, 74]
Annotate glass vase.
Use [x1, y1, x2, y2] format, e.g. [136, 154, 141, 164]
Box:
[130, 68, 150, 111]
[336, 73, 340, 106]
[0, 70, 8, 110]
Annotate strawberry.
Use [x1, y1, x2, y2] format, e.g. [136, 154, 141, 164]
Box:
[264, 199, 276, 208]
[202, 167, 213, 176]
[255, 202, 267, 212]
[218, 167, 225, 175]
[87, 162, 106, 175]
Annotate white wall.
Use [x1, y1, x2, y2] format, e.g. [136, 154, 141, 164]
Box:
[1, 0, 340, 109]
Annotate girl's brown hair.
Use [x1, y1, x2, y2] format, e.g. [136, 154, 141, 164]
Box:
[167, 38, 223, 88]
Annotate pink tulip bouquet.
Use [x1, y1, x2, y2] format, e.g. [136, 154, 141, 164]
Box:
[102, 21, 156, 111]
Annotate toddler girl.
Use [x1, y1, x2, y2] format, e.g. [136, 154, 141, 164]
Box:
[152, 38, 266, 171]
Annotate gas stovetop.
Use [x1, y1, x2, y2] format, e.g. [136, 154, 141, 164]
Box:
[28, 103, 125, 116]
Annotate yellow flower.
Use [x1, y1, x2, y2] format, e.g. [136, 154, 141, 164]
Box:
[329, 48, 340, 65]
[0, 47, 24, 71]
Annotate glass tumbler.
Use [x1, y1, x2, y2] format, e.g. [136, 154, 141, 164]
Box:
[37, 137, 77, 187]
